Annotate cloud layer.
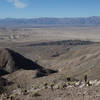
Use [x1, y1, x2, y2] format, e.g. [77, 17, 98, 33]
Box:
[8, 0, 27, 8]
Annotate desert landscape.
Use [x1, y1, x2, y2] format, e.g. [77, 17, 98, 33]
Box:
[1, 0, 100, 99]
[0, 26, 100, 100]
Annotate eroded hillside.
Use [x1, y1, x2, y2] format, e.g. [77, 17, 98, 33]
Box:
[0, 40, 100, 100]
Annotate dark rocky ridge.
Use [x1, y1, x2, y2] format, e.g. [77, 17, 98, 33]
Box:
[0, 48, 57, 77]
[26, 40, 95, 47]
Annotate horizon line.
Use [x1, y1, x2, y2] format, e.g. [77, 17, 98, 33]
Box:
[0, 16, 100, 19]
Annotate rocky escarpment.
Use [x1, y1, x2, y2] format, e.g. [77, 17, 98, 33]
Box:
[0, 48, 57, 77]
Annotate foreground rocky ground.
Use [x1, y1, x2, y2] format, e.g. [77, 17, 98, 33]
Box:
[1, 79, 100, 100]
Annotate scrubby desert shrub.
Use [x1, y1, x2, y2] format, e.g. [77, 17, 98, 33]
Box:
[30, 91, 41, 97]
[43, 82, 48, 89]
[50, 82, 55, 91]
[34, 85, 40, 90]
[56, 81, 67, 89]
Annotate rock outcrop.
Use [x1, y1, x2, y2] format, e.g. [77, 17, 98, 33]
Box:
[0, 48, 57, 77]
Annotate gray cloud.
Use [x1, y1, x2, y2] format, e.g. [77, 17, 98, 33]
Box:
[8, 0, 27, 8]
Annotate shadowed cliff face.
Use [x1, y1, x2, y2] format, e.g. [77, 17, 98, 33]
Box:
[0, 48, 57, 77]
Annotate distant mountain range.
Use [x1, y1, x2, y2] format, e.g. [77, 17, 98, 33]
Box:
[0, 16, 100, 28]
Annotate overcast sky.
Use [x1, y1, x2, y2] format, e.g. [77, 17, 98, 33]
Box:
[0, 0, 100, 18]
